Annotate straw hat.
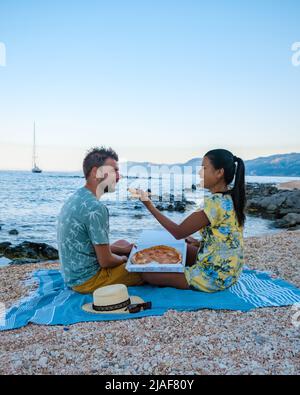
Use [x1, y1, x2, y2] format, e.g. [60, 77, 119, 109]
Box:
[82, 284, 145, 314]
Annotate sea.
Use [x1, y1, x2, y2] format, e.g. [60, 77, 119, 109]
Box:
[0, 170, 299, 250]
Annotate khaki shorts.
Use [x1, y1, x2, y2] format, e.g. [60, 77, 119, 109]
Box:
[72, 263, 144, 294]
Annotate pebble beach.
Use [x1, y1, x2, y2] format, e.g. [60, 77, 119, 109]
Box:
[0, 230, 300, 375]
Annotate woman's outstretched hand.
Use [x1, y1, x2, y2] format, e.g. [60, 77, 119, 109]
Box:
[128, 188, 152, 207]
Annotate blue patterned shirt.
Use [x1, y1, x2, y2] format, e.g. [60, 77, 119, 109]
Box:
[57, 187, 109, 287]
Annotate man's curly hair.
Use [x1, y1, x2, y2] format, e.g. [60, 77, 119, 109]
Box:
[83, 146, 119, 179]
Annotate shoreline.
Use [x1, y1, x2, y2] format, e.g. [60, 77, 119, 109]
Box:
[277, 180, 300, 190]
[0, 222, 284, 268]
[0, 229, 300, 375]
[1, 179, 300, 253]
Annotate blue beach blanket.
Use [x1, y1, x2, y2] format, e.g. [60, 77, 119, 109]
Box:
[1, 268, 300, 331]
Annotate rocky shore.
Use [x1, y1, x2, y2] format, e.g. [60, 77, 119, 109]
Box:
[0, 242, 58, 265]
[0, 230, 299, 375]
[246, 182, 300, 229]
[153, 193, 195, 213]
[153, 182, 300, 230]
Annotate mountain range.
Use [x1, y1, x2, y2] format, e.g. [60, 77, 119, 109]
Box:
[121, 153, 300, 177]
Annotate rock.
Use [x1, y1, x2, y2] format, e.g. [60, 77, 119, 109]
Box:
[9, 258, 42, 265]
[254, 335, 267, 345]
[154, 344, 161, 352]
[37, 356, 48, 368]
[14, 360, 23, 369]
[0, 242, 11, 254]
[153, 191, 191, 212]
[143, 362, 150, 370]
[192, 184, 197, 191]
[280, 191, 300, 215]
[246, 183, 278, 200]
[4, 241, 58, 261]
[194, 336, 205, 346]
[174, 201, 186, 212]
[185, 200, 196, 205]
[35, 348, 44, 358]
[287, 225, 300, 231]
[9, 229, 19, 235]
[155, 201, 187, 212]
[274, 213, 300, 228]
[246, 183, 300, 228]
[266, 203, 278, 212]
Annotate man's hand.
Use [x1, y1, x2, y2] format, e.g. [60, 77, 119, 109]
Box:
[120, 244, 135, 255]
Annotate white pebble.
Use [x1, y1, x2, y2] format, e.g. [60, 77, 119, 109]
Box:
[38, 356, 48, 368]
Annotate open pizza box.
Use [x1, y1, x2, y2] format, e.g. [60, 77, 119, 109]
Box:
[126, 230, 187, 273]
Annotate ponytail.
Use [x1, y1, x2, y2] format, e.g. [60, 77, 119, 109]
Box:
[205, 149, 246, 227]
[230, 156, 246, 227]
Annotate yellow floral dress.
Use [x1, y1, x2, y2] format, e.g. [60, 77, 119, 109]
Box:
[185, 193, 244, 292]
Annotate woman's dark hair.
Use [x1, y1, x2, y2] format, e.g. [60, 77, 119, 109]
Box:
[205, 149, 246, 227]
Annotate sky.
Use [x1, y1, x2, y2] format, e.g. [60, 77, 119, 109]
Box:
[0, 0, 300, 171]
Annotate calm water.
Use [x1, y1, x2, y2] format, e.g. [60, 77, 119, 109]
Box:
[0, 170, 299, 248]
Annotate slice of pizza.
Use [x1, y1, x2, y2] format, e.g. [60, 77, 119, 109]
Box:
[128, 188, 150, 201]
[131, 245, 182, 265]
[128, 188, 141, 198]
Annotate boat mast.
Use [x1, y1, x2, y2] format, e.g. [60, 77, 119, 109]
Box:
[33, 122, 36, 168]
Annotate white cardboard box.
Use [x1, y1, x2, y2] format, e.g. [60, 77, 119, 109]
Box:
[126, 230, 187, 273]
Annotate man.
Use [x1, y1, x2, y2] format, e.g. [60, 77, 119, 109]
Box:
[57, 146, 144, 293]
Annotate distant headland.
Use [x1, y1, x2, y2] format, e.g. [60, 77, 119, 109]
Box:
[122, 153, 300, 177]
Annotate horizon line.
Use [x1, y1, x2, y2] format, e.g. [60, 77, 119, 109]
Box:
[0, 151, 299, 173]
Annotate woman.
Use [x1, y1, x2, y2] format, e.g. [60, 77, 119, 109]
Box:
[132, 149, 246, 292]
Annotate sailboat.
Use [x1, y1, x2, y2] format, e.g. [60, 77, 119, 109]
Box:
[32, 122, 42, 173]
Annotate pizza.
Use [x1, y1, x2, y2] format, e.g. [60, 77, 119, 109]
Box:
[127, 188, 150, 200]
[131, 245, 182, 265]
[128, 188, 141, 198]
